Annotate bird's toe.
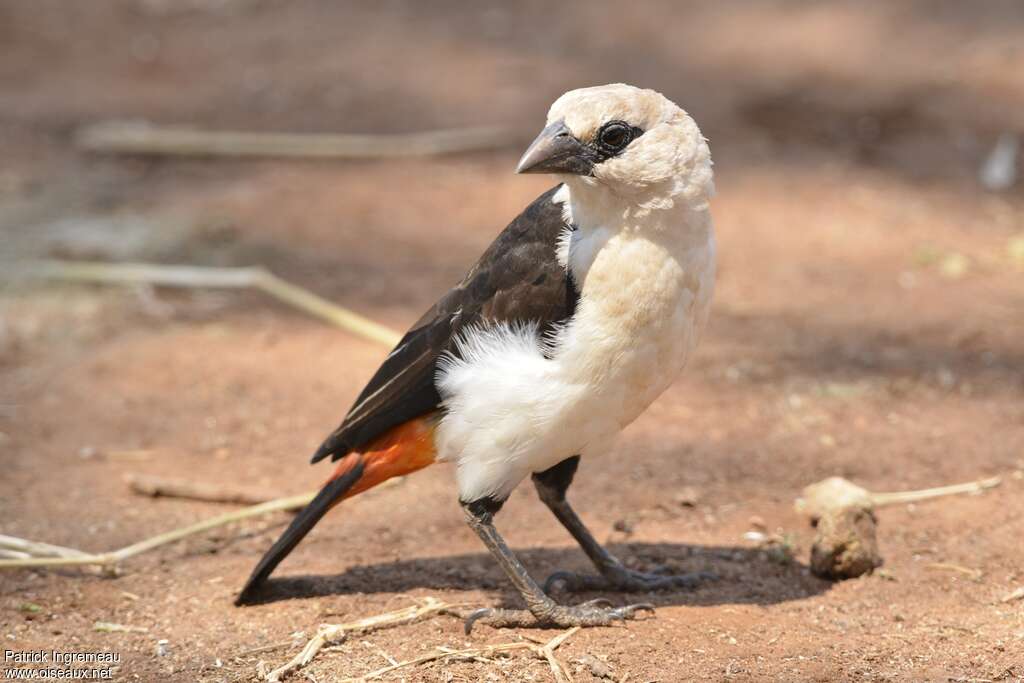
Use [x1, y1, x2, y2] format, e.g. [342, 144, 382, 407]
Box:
[464, 599, 655, 633]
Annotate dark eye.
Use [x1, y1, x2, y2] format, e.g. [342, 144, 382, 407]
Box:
[598, 122, 631, 151]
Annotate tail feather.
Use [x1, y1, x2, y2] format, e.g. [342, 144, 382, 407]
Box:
[235, 417, 437, 605]
[235, 458, 365, 605]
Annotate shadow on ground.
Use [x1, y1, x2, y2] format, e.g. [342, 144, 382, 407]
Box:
[240, 542, 832, 609]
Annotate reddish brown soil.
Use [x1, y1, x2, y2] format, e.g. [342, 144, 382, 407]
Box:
[2, 2, 1023, 681]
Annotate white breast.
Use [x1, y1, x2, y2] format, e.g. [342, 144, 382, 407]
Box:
[435, 192, 715, 503]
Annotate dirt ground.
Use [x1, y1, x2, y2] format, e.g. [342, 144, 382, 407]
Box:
[2, 2, 1023, 681]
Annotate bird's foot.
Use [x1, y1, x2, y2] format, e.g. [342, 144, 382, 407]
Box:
[463, 598, 654, 634]
[544, 565, 716, 594]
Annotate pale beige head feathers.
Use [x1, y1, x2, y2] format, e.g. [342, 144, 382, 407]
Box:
[546, 84, 713, 212]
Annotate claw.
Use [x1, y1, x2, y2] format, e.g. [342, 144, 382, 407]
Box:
[615, 602, 656, 618]
[464, 608, 493, 635]
[578, 597, 614, 609]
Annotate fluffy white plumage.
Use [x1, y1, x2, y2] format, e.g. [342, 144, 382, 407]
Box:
[435, 84, 716, 502]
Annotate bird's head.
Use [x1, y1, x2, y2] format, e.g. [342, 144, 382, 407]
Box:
[517, 84, 713, 213]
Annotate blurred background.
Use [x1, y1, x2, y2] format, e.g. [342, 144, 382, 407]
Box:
[1, 2, 1022, 681]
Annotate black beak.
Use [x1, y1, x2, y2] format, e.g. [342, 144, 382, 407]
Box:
[516, 120, 594, 175]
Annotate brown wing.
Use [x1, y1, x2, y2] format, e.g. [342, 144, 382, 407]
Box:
[311, 185, 578, 463]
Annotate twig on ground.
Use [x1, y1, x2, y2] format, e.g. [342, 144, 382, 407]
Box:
[94, 621, 149, 633]
[0, 492, 314, 571]
[0, 535, 89, 559]
[870, 476, 1003, 507]
[75, 121, 513, 160]
[0, 550, 30, 560]
[125, 473, 276, 506]
[236, 642, 298, 659]
[796, 475, 1002, 519]
[1000, 586, 1024, 603]
[263, 597, 458, 682]
[14, 260, 401, 347]
[324, 626, 580, 683]
[363, 641, 398, 668]
[925, 563, 984, 581]
[534, 627, 580, 683]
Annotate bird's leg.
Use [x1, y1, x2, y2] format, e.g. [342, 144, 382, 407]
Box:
[460, 497, 653, 633]
[533, 456, 715, 594]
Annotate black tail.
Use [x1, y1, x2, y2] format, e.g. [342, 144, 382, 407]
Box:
[235, 458, 364, 605]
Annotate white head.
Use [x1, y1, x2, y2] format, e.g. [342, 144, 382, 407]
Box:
[517, 84, 713, 215]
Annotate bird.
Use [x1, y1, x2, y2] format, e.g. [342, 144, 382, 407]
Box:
[236, 83, 717, 632]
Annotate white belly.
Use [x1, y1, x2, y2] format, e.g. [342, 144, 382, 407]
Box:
[435, 218, 715, 503]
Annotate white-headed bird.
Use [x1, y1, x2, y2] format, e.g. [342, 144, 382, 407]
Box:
[237, 84, 717, 631]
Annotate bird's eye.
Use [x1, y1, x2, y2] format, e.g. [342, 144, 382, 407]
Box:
[597, 122, 631, 151]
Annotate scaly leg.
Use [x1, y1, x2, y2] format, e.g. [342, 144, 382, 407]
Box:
[461, 497, 653, 633]
[533, 456, 715, 594]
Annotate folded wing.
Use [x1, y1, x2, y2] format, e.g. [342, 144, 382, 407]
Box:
[311, 185, 578, 463]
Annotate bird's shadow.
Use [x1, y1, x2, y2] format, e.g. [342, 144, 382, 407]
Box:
[241, 542, 833, 608]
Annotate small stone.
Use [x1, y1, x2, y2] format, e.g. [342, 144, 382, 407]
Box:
[748, 515, 766, 531]
[612, 519, 634, 535]
[674, 486, 702, 507]
[876, 568, 897, 582]
[575, 654, 614, 680]
[156, 639, 169, 657]
[810, 506, 883, 580]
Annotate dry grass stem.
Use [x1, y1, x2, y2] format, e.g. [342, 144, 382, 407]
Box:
[15, 260, 402, 347]
[925, 563, 984, 581]
[0, 535, 89, 560]
[264, 597, 457, 682]
[797, 475, 1002, 519]
[0, 492, 314, 571]
[323, 626, 581, 683]
[93, 621, 149, 633]
[75, 121, 512, 160]
[870, 476, 1002, 507]
[125, 473, 276, 505]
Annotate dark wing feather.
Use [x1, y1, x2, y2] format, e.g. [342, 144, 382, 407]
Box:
[311, 185, 577, 463]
